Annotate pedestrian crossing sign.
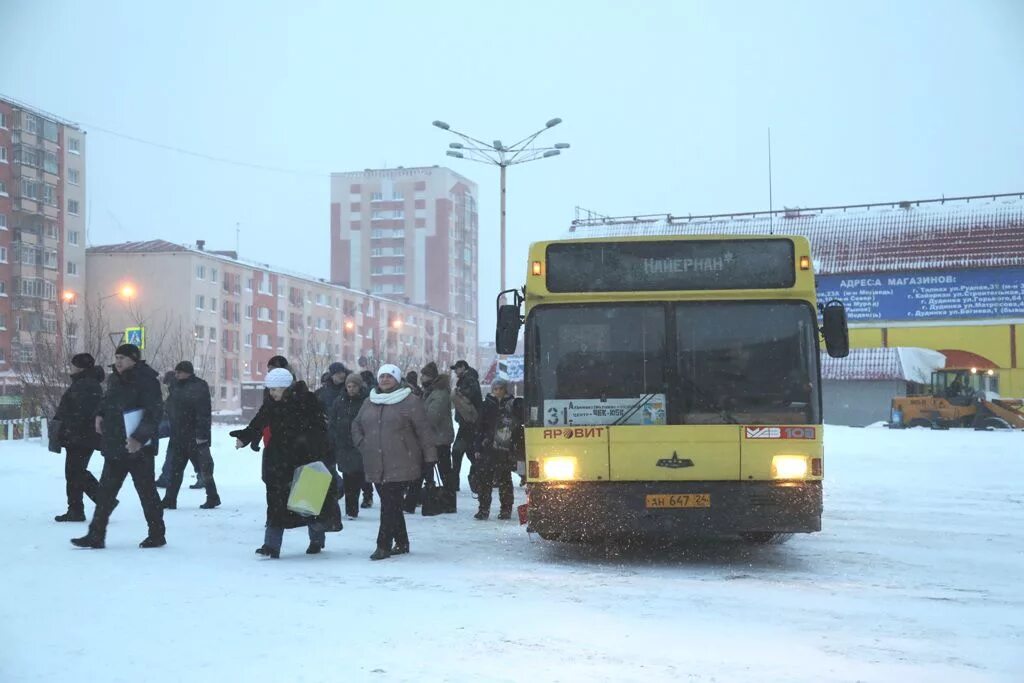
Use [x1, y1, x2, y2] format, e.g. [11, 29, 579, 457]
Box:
[124, 326, 145, 349]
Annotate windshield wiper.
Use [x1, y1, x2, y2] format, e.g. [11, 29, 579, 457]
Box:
[612, 393, 658, 426]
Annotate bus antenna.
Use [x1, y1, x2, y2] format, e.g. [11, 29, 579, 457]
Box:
[768, 126, 774, 235]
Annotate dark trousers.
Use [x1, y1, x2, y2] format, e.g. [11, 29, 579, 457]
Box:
[64, 447, 100, 511]
[451, 426, 477, 491]
[341, 471, 366, 517]
[164, 442, 217, 504]
[362, 481, 374, 500]
[476, 451, 514, 514]
[90, 455, 165, 538]
[158, 444, 200, 484]
[375, 482, 410, 551]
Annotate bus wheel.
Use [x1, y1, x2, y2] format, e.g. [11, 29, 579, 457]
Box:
[740, 532, 792, 545]
[908, 418, 932, 429]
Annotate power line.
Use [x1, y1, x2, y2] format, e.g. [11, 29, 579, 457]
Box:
[81, 121, 330, 178]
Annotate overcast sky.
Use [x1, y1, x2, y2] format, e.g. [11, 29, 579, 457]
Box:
[3, 0, 1022, 334]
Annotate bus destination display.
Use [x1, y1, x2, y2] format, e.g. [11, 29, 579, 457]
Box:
[546, 239, 795, 292]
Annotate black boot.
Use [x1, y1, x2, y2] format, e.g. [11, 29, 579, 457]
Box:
[139, 534, 166, 548]
[161, 498, 177, 510]
[474, 510, 489, 520]
[200, 494, 221, 509]
[71, 531, 105, 549]
[361, 494, 373, 509]
[256, 545, 280, 559]
[498, 509, 513, 520]
[55, 507, 86, 522]
[370, 546, 391, 561]
[392, 542, 410, 555]
[306, 541, 324, 555]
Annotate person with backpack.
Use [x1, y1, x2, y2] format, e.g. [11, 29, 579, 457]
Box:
[473, 377, 516, 520]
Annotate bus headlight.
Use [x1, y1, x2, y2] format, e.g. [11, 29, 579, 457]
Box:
[771, 455, 809, 479]
[542, 456, 577, 480]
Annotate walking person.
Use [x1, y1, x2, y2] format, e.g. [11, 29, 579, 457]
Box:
[233, 368, 342, 558]
[52, 353, 105, 522]
[316, 362, 350, 412]
[328, 373, 369, 519]
[160, 362, 220, 510]
[71, 344, 166, 549]
[352, 364, 437, 560]
[357, 369, 378, 508]
[405, 370, 423, 397]
[419, 362, 456, 513]
[473, 378, 516, 520]
[450, 360, 483, 492]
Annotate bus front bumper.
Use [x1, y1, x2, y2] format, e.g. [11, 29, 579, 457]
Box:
[526, 481, 822, 540]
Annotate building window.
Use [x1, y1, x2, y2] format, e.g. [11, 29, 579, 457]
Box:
[24, 114, 38, 134]
[69, 137, 81, 154]
[210, 297, 217, 312]
[277, 310, 285, 323]
[0, 147, 7, 164]
[43, 120, 58, 143]
[210, 268, 218, 283]
[0, 214, 6, 230]
[0, 112, 7, 129]
[258, 306, 272, 321]
[196, 265, 206, 279]
[277, 336, 284, 349]
[194, 325, 204, 339]
[392, 190, 404, 200]
[0, 246, 6, 263]
[46, 221, 58, 239]
[371, 191, 383, 201]
[67, 199, 79, 215]
[0, 180, 6, 195]
[44, 151, 58, 174]
[0, 281, 5, 295]
[246, 278, 253, 291]
[196, 295, 205, 310]
[0, 312, 6, 330]
[68, 168, 80, 185]
[245, 305, 253, 319]
[257, 334, 271, 349]
[66, 260, 78, 275]
[67, 229, 78, 245]
[245, 333, 252, 347]
[43, 184, 57, 207]
[209, 326, 216, 341]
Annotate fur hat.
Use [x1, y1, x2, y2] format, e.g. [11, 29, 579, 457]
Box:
[328, 362, 349, 376]
[420, 361, 439, 380]
[71, 353, 95, 370]
[268, 355, 289, 370]
[264, 368, 294, 389]
[174, 361, 194, 375]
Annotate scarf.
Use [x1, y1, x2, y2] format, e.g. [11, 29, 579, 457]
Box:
[369, 386, 412, 405]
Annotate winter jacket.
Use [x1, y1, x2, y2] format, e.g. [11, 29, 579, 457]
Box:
[454, 367, 483, 428]
[257, 384, 341, 530]
[53, 366, 105, 450]
[315, 380, 346, 414]
[97, 361, 163, 459]
[351, 385, 437, 483]
[166, 374, 212, 451]
[328, 388, 367, 473]
[421, 374, 455, 446]
[475, 394, 516, 465]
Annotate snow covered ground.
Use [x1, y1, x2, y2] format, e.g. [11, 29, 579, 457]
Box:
[2, 425, 1021, 683]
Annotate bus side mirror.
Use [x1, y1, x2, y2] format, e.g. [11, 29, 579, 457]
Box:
[495, 288, 523, 355]
[496, 305, 521, 354]
[821, 300, 849, 358]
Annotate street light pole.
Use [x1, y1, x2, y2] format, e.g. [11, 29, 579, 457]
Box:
[433, 118, 569, 297]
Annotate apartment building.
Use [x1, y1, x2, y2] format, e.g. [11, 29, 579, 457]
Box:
[0, 96, 87, 390]
[86, 240, 478, 412]
[330, 166, 479, 321]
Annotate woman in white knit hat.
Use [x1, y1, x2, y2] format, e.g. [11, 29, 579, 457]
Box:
[234, 367, 342, 558]
[352, 363, 438, 560]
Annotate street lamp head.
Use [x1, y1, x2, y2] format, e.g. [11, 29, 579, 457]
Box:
[120, 284, 136, 299]
[446, 151, 464, 159]
[546, 118, 563, 128]
[554, 143, 571, 149]
[493, 140, 504, 151]
[432, 120, 450, 130]
[448, 142, 464, 149]
[62, 290, 77, 303]
[543, 150, 561, 158]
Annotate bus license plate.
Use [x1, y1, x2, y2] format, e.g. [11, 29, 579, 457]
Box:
[645, 494, 711, 509]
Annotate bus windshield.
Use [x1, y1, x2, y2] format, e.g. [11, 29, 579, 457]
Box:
[526, 301, 820, 427]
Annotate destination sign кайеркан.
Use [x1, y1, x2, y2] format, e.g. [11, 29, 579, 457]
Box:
[546, 239, 795, 292]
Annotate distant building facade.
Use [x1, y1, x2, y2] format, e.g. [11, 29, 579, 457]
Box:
[330, 166, 478, 321]
[86, 240, 478, 413]
[0, 96, 87, 402]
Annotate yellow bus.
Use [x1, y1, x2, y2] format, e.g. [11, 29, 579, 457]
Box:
[496, 234, 849, 543]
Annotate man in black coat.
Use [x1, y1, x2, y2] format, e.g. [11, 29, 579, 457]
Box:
[161, 361, 220, 510]
[450, 359, 483, 491]
[52, 353, 105, 522]
[315, 362, 349, 412]
[72, 344, 167, 549]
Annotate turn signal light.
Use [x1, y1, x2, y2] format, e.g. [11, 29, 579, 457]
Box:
[528, 460, 540, 479]
[542, 457, 577, 481]
[799, 255, 811, 270]
[532, 261, 543, 276]
[771, 455, 809, 479]
[811, 458, 823, 477]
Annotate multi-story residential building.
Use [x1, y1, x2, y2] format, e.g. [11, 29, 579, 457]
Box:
[85, 240, 478, 412]
[330, 166, 479, 321]
[0, 96, 87, 398]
